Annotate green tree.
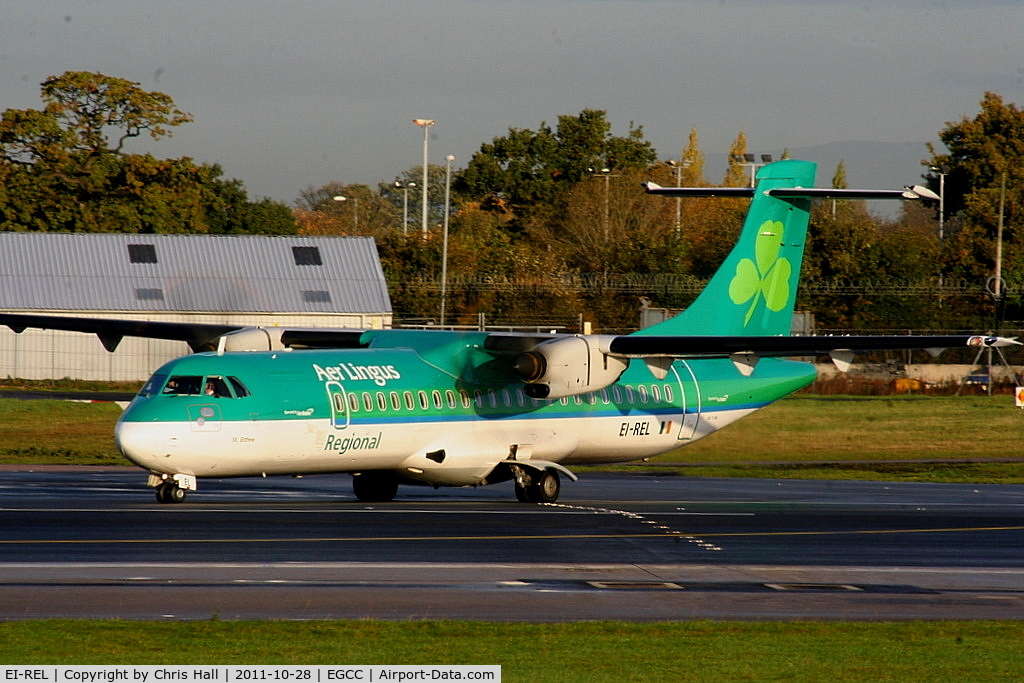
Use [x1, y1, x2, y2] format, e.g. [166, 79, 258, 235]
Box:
[925, 92, 1024, 325]
[0, 71, 294, 234]
[456, 109, 657, 228]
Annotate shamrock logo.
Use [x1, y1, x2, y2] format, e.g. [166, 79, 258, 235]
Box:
[728, 220, 791, 326]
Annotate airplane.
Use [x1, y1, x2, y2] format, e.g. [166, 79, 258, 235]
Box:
[1, 159, 1016, 504]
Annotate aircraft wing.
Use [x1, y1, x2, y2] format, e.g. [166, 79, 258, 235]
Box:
[0, 313, 243, 352]
[0, 313, 371, 353]
[606, 334, 1018, 358]
[608, 334, 1018, 376]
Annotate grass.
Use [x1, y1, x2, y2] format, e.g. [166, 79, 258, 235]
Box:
[0, 398, 125, 466]
[637, 394, 1024, 483]
[2, 620, 1024, 681]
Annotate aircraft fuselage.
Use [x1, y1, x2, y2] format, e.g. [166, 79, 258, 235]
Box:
[115, 344, 817, 489]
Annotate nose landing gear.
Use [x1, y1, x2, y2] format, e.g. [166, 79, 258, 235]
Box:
[155, 481, 187, 504]
[149, 473, 196, 504]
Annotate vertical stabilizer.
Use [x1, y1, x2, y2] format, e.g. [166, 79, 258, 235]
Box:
[636, 159, 817, 337]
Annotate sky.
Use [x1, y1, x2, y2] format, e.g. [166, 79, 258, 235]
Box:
[2, 1, 1023, 206]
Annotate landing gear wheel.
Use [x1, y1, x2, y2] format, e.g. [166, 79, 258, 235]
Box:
[155, 482, 186, 504]
[530, 469, 560, 504]
[516, 469, 560, 503]
[514, 481, 531, 503]
[352, 472, 399, 502]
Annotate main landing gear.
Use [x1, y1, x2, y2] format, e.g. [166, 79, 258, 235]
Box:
[514, 468, 560, 504]
[352, 471, 400, 503]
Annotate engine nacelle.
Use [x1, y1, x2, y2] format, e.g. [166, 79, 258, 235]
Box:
[215, 327, 288, 352]
[512, 335, 628, 399]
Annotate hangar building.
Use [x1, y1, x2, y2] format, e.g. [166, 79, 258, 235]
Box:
[0, 233, 392, 382]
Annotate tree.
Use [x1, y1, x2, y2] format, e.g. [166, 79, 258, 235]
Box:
[0, 71, 293, 234]
[928, 92, 1024, 224]
[456, 109, 657, 227]
[924, 92, 1024, 324]
[296, 181, 400, 236]
[723, 131, 750, 187]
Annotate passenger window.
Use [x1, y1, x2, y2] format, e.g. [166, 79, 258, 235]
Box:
[638, 385, 649, 403]
[362, 393, 373, 411]
[348, 394, 360, 413]
[460, 390, 471, 409]
[376, 392, 387, 411]
[418, 391, 429, 410]
[390, 392, 401, 410]
[664, 385, 674, 403]
[404, 391, 415, 410]
[446, 390, 457, 409]
[652, 385, 661, 402]
[432, 391, 443, 409]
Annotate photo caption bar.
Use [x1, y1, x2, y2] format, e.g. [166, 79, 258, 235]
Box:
[2, 667, 500, 683]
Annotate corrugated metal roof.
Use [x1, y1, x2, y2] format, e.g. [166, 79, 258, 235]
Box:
[0, 233, 392, 314]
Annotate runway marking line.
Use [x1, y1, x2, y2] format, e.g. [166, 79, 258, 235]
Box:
[3, 524, 1024, 545]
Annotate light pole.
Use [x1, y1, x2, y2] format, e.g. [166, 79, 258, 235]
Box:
[394, 180, 416, 235]
[930, 164, 948, 239]
[413, 118, 435, 237]
[440, 154, 454, 327]
[730, 153, 772, 187]
[664, 158, 692, 234]
[589, 167, 614, 239]
[332, 195, 357, 232]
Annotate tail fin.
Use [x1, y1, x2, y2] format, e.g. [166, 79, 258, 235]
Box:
[636, 159, 817, 337]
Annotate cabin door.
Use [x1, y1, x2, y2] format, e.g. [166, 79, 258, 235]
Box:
[673, 361, 701, 441]
[325, 381, 350, 430]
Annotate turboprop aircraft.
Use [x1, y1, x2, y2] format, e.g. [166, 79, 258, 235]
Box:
[1, 159, 1016, 504]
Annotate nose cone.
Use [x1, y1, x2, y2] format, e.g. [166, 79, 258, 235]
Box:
[115, 401, 174, 473]
[115, 418, 157, 471]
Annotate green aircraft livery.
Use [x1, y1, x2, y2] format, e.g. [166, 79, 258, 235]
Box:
[1, 160, 1013, 503]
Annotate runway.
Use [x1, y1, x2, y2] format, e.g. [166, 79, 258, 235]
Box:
[2, 468, 1024, 621]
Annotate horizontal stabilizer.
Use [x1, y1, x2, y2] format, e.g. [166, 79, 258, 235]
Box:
[642, 182, 940, 201]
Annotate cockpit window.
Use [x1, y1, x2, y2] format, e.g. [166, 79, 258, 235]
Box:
[139, 374, 168, 397]
[160, 374, 250, 398]
[228, 376, 250, 398]
[163, 375, 203, 395]
[204, 376, 232, 397]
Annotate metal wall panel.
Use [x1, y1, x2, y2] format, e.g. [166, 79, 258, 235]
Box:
[0, 233, 391, 314]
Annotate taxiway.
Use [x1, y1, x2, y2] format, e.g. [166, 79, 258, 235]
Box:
[2, 469, 1023, 620]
